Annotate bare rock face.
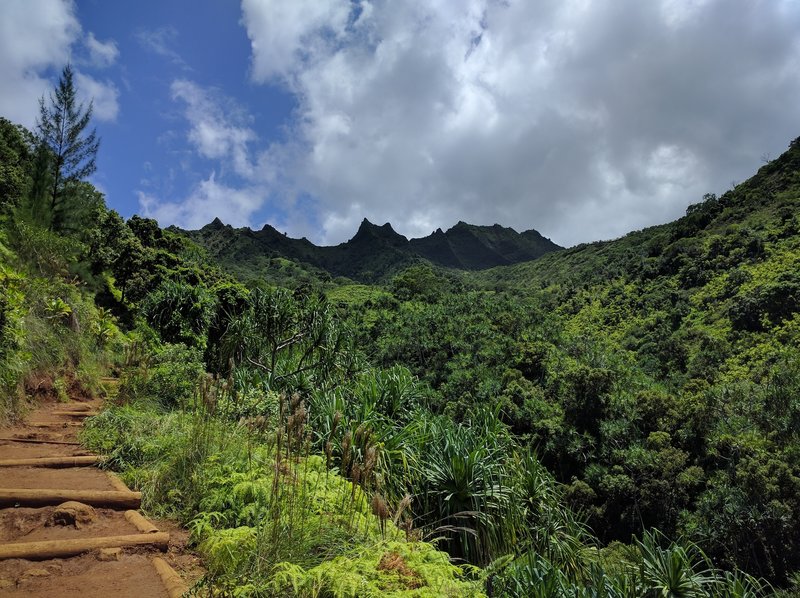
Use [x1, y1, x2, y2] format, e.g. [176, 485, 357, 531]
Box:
[47, 501, 96, 529]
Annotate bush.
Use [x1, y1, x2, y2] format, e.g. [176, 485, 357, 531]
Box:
[118, 343, 205, 409]
[140, 280, 214, 349]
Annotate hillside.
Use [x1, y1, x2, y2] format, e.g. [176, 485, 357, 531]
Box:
[479, 137, 800, 291]
[338, 136, 800, 586]
[174, 217, 561, 284]
[472, 135, 800, 392]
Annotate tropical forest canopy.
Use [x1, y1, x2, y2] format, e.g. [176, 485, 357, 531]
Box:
[2, 67, 800, 596]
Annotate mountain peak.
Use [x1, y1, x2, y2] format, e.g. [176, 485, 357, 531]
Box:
[353, 218, 408, 246]
[206, 217, 225, 230]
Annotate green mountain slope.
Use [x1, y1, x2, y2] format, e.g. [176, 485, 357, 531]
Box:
[480, 138, 800, 292]
[473, 136, 800, 394]
[338, 136, 800, 585]
[175, 217, 561, 284]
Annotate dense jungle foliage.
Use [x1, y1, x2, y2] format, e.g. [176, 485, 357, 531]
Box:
[2, 71, 800, 595]
[336, 140, 800, 588]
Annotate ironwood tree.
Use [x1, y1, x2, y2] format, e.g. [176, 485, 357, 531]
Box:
[36, 64, 99, 231]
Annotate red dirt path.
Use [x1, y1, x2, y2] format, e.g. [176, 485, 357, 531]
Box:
[0, 390, 202, 596]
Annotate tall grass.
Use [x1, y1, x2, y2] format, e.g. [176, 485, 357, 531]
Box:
[487, 530, 771, 597]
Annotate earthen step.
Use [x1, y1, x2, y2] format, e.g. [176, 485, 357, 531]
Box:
[0, 437, 80, 446]
[0, 456, 104, 468]
[0, 488, 141, 509]
[51, 411, 100, 418]
[0, 532, 169, 560]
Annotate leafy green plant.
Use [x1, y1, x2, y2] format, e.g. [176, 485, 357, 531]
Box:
[117, 343, 205, 410]
[140, 280, 214, 349]
[45, 296, 72, 320]
[635, 530, 716, 597]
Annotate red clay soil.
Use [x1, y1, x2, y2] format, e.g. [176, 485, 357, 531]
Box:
[0, 393, 203, 596]
[0, 467, 118, 491]
[0, 441, 91, 460]
[0, 553, 169, 597]
[0, 507, 139, 543]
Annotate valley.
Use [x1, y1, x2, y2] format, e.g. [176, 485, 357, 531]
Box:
[2, 90, 800, 596]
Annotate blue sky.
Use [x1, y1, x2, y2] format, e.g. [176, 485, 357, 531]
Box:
[2, 0, 800, 246]
[72, 0, 303, 237]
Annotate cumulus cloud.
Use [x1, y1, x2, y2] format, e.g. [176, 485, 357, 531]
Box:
[138, 174, 265, 230]
[170, 80, 256, 178]
[0, 1, 122, 128]
[138, 79, 281, 229]
[240, 0, 800, 246]
[0, 0, 80, 127]
[241, 0, 352, 82]
[75, 71, 120, 121]
[85, 32, 118, 68]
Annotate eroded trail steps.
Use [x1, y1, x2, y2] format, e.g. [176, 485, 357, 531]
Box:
[0, 386, 195, 597]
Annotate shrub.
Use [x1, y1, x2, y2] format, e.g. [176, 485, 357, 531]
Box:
[118, 343, 205, 409]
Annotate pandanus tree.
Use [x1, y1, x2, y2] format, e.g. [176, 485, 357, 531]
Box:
[140, 280, 215, 348]
[220, 288, 358, 394]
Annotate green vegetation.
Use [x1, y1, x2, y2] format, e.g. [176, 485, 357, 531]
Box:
[2, 70, 800, 595]
[339, 141, 800, 588]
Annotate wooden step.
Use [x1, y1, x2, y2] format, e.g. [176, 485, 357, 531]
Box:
[0, 532, 169, 560]
[0, 488, 141, 509]
[0, 455, 104, 468]
[125, 510, 160, 534]
[0, 437, 80, 446]
[51, 410, 100, 418]
[53, 404, 94, 412]
[152, 557, 189, 598]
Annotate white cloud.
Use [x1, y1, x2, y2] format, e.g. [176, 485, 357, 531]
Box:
[239, 0, 800, 246]
[137, 79, 282, 230]
[0, 0, 81, 127]
[75, 71, 120, 122]
[138, 173, 265, 230]
[136, 26, 190, 71]
[241, 0, 352, 82]
[0, 1, 123, 128]
[170, 79, 257, 178]
[85, 32, 118, 68]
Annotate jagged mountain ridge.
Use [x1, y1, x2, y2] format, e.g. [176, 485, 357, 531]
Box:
[175, 218, 561, 283]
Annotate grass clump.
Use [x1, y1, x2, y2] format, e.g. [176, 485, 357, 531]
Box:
[116, 341, 205, 410]
[0, 251, 124, 420]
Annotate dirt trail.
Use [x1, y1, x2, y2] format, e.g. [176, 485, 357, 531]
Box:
[0, 384, 201, 597]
